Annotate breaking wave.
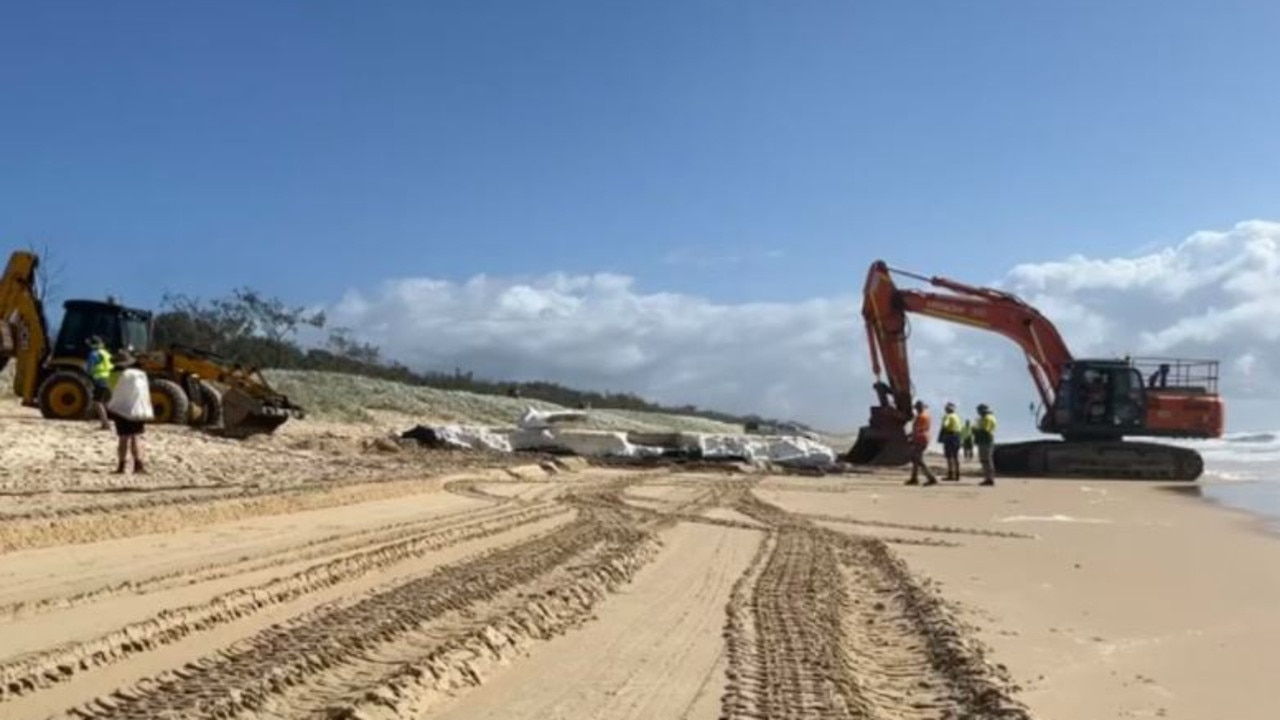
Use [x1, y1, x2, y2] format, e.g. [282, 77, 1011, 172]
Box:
[1177, 431, 1280, 481]
[1221, 432, 1278, 445]
[1185, 431, 1280, 461]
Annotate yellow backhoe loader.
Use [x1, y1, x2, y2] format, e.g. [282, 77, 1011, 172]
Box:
[0, 250, 304, 438]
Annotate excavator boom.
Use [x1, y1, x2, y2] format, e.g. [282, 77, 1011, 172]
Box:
[848, 260, 1222, 481]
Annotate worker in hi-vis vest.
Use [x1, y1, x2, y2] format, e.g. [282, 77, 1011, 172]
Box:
[85, 335, 114, 430]
[905, 400, 939, 486]
[940, 402, 963, 481]
[960, 419, 975, 461]
[974, 404, 997, 486]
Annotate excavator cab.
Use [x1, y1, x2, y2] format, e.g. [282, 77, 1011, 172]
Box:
[1044, 360, 1147, 438]
[1042, 357, 1222, 442]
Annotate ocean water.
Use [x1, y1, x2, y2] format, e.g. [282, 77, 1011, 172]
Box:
[1174, 432, 1280, 524]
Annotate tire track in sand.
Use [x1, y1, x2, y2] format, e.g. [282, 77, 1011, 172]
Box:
[3, 471, 1038, 720]
[1, 469, 540, 622]
[0, 466, 539, 554]
[0, 501, 572, 709]
[721, 492, 1033, 720]
[795, 511, 1035, 540]
[0, 499, 539, 621]
[418, 520, 764, 720]
[62, 501, 655, 720]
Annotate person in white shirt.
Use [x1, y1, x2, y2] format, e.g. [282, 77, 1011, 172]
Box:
[105, 350, 155, 474]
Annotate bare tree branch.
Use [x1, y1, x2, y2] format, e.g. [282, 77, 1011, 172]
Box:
[26, 242, 66, 306]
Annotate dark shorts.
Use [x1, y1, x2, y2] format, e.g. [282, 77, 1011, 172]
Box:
[942, 434, 961, 458]
[92, 381, 111, 402]
[111, 415, 146, 437]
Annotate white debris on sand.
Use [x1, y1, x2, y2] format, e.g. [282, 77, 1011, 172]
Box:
[678, 433, 837, 468]
[508, 428, 665, 458]
[517, 407, 590, 429]
[401, 424, 513, 453]
[403, 406, 839, 468]
[505, 426, 836, 467]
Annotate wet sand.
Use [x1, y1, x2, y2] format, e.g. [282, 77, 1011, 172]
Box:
[759, 471, 1280, 720]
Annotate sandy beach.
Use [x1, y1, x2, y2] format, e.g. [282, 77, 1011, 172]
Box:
[759, 473, 1280, 719]
[1, 405, 1276, 719]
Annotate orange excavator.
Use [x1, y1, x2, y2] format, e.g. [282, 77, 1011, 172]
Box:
[846, 260, 1224, 481]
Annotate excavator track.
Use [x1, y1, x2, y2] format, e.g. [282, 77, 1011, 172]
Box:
[993, 440, 1204, 481]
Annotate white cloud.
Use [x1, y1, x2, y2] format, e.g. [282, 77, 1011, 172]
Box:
[999, 221, 1280, 360]
[328, 220, 1280, 437]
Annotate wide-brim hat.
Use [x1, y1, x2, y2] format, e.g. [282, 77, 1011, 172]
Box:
[977, 403, 990, 413]
[114, 350, 138, 368]
[87, 335, 104, 348]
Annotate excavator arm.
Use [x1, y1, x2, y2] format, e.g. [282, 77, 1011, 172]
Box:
[861, 259, 1072, 421]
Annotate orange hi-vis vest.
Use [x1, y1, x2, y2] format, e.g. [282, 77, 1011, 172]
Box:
[911, 410, 932, 443]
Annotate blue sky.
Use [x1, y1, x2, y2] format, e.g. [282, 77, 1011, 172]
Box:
[4, 1, 1277, 307]
[3, 1, 1280, 430]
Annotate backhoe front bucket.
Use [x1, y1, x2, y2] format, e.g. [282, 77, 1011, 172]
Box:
[213, 388, 303, 439]
[844, 408, 913, 466]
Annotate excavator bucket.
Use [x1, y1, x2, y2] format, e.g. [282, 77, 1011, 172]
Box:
[844, 407, 914, 466]
[213, 387, 303, 439]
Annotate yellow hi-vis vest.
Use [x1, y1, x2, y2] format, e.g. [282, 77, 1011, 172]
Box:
[942, 412, 962, 434]
[89, 348, 113, 381]
[975, 413, 997, 443]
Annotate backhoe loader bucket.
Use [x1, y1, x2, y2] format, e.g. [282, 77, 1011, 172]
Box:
[844, 408, 913, 466]
[213, 387, 304, 439]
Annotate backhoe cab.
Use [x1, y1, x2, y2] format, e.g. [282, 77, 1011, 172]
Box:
[35, 300, 169, 422]
[0, 250, 304, 438]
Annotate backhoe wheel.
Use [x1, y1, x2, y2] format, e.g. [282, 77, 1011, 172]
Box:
[194, 380, 223, 428]
[150, 379, 191, 425]
[38, 371, 94, 420]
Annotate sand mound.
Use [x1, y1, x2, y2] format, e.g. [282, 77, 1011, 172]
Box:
[266, 369, 745, 434]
